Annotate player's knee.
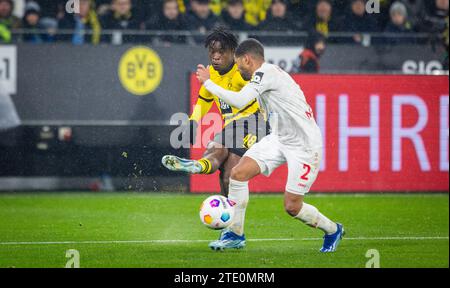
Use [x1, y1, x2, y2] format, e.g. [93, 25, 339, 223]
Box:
[206, 142, 221, 154]
[230, 166, 248, 182]
[204, 143, 228, 173]
[284, 201, 303, 217]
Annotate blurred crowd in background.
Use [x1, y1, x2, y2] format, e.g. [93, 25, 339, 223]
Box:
[0, 0, 448, 46]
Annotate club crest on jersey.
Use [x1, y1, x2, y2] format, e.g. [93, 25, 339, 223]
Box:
[219, 99, 232, 113]
[251, 72, 264, 84]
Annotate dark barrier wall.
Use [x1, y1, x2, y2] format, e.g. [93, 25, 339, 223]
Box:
[322, 45, 446, 73]
[263, 45, 446, 74]
[14, 44, 205, 123]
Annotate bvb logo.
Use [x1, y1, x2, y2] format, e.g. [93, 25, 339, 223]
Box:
[118, 46, 163, 96]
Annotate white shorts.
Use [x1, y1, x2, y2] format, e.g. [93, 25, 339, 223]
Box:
[244, 134, 322, 195]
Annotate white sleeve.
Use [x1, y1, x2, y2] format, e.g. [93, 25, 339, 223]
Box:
[247, 70, 271, 95]
[203, 79, 259, 109]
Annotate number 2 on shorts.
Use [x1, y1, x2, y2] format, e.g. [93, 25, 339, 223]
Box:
[300, 164, 311, 181]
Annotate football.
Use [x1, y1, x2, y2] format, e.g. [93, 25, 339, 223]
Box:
[199, 195, 235, 230]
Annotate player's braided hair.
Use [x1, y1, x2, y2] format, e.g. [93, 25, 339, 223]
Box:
[204, 27, 239, 52]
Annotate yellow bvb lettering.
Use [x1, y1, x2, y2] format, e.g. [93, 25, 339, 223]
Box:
[118, 46, 163, 96]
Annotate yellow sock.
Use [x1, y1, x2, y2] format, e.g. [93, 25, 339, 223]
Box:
[198, 158, 212, 174]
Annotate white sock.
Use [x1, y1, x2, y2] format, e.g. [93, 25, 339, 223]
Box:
[295, 203, 337, 235]
[228, 178, 249, 236]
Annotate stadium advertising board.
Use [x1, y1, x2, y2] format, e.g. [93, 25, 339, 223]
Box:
[190, 75, 449, 193]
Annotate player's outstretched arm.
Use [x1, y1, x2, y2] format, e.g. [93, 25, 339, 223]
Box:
[203, 80, 258, 109]
[196, 64, 258, 109]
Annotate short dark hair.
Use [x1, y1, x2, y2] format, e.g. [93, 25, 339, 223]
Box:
[235, 38, 265, 60]
[228, 0, 243, 6]
[0, 0, 13, 7]
[271, 0, 287, 6]
[317, 0, 332, 6]
[192, 0, 210, 4]
[163, 0, 178, 5]
[204, 27, 239, 52]
[305, 32, 327, 50]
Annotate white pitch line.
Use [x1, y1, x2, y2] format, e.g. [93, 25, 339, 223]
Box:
[0, 236, 448, 246]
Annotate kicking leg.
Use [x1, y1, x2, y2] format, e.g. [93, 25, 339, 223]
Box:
[200, 141, 229, 174]
[162, 141, 228, 174]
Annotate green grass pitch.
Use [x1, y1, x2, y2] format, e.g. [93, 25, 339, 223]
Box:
[0, 192, 448, 268]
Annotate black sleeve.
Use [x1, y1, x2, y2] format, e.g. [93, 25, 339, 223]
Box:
[302, 59, 318, 73]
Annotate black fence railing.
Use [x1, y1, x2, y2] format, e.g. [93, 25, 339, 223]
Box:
[8, 29, 441, 46]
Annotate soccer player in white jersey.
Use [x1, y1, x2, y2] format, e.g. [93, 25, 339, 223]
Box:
[196, 39, 344, 253]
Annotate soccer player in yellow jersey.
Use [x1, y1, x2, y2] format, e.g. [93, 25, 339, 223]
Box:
[162, 28, 267, 196]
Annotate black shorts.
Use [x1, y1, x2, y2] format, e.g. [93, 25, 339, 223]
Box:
[212, 113, 269, 157]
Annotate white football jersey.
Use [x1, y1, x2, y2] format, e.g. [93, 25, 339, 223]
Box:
[247, 63, 322, 148]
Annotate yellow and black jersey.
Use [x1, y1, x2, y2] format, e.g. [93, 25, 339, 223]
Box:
[190, 64, 260, 127]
